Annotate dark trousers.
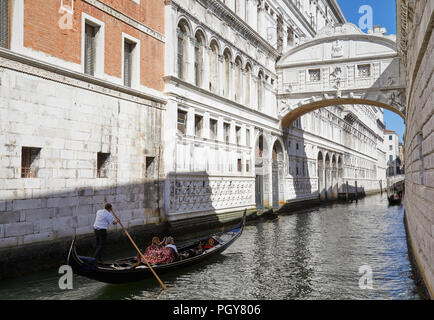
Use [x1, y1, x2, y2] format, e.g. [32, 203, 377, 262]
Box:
[93, 229, 107, 261]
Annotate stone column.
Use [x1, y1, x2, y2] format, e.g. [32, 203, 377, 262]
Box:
[229, 61, 235, 100]
[186, 107, 195, 136]
[218, 55, 224, 97]
[241, 123, 247, 146]
[217, 116, 224, 142]
[203, 112, 210, 140]
[187, 36, 196, 84]
[202, 46, 210, 91]
[230, 120, 236, 145]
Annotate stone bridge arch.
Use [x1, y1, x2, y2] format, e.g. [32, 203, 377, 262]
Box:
[276, 23, 406, 127]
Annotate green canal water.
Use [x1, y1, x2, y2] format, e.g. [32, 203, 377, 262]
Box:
[0, 193, 423, 299]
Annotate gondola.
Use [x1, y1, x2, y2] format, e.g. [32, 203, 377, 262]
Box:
[388, 195, 401, 206]
[66, 211, 246, 284]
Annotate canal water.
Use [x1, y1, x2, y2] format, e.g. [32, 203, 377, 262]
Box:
[0, 193, 422, 300]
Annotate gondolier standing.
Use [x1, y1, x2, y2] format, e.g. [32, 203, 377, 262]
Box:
[93, 203, 120, 262]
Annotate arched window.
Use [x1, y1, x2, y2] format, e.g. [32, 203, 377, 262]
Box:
[223, 49, 232, 98]
[177, 21, 190, 80]
[234, 56, 243, 103]
[257, 71, 264, 111]
[209, 40, 219, 93]
[244, 63, 251, 106]
[194, 31, 205, 87]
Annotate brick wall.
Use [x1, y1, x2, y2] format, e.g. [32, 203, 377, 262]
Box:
[403, 0, 434, 299]
[22, 0, 164, 91]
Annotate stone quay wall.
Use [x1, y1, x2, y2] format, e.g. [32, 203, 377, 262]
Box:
[402, 0, 434, 299]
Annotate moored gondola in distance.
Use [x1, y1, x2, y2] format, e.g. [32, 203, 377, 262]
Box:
[67, 210, 246, 284]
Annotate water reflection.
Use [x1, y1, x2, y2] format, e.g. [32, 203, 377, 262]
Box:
[0, 194, 421, 300]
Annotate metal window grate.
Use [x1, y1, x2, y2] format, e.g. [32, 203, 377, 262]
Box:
[124, 41, 133, 87]
[0, 0, 9, 48]
[21, 147, 41, 178]
[84, 24, 96, 75]
[97, 152, 110, 178]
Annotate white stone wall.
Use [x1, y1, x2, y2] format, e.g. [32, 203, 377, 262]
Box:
[164, 1, 384, 220]
[0, 53, 165, 249]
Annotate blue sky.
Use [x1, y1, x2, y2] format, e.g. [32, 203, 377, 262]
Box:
[337, 0, 405, 142]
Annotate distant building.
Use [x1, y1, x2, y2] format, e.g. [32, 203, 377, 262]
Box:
[398, 142, 404, 174]
[384, 129, 400, 176]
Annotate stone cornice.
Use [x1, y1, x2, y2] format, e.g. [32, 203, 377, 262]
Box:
[276, 53, 399, 69]
[0, 48, 167, 107]
[164, 75, 284, 134]
[173, 0, 280, 58]
[83, 0, 165, 43]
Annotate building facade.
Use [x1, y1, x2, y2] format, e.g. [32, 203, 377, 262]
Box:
[384, 129, 400, 176]
[0, 0, 166, 249]
[162, 0, 387, 225]
[398, 142, 404, 174]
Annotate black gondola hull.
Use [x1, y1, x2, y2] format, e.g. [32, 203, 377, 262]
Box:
[67, 213, 246, 284]
[388, 196, 401, 206]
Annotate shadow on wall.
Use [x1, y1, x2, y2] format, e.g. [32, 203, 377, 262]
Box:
[283, 119, 314, 202]
[0, 171, 249, 279]
[0, 179, 164, 279]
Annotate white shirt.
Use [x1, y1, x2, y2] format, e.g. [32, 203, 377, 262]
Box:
[166, 244, 178, 254]
[93, 209, 115, 230]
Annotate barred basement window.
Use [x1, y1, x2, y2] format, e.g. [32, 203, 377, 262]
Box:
[97, 152, 110, 178]
[21, 147, 41, 178]
[84, 24, 97, 75]
[177, 109, 187, 135]
[0, 0, 9, 48]
[145, 156, 155, 178]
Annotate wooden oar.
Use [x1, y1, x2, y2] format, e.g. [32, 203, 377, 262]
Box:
[110, 210, 167, 290]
